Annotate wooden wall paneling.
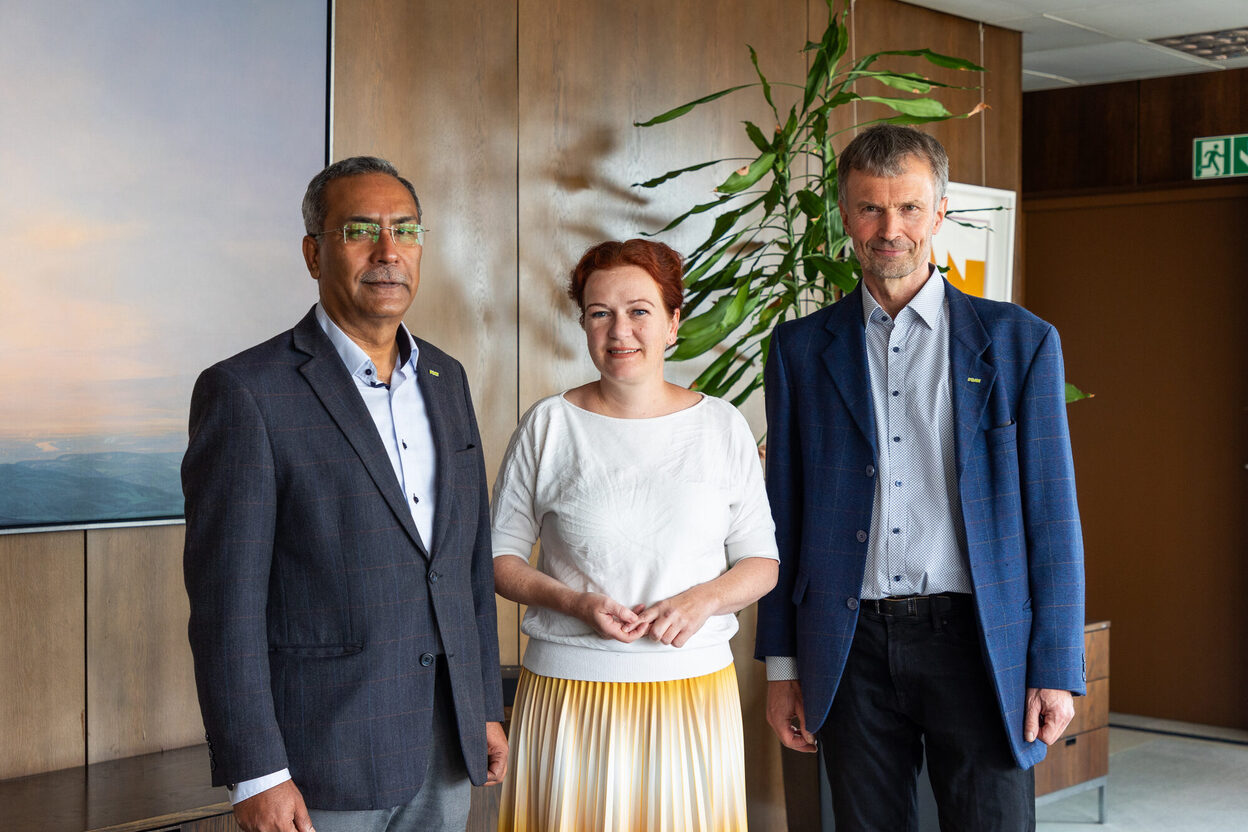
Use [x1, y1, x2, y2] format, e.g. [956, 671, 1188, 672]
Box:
[980, 24, 1021, 193]
[1022, 83, 1140, 194]
[517, 0, 805, 421]
[517, 1, 808, 827]
[1138, 68, 1248, 185]
[979, 23, 1023, 302]
[0, 531, 85, 779]
[1024, 185, 1248, 729]
[86, 525, 201, 763]
[333, 0, 522, 665]
[848, 0, 987, 185]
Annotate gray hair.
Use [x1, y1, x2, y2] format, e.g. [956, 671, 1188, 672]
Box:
[837, 125, 949, 204]
[301, 156, 422, 235]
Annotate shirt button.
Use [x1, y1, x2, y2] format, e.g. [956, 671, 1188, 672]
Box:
[895, 480, 903, 487]
[856, 530, 868, 543]
[893, 436, 901, 442]
[412, 493, 420, 504]
[865, 465, 875, 477]
[892, 528, 900, 534]
[892, 390, 899, 397]
[892, 346, 900, 353]
[847, 598, 859, 610]
[419, 652, 435, 667]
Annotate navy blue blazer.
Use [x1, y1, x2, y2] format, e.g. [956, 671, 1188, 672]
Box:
[755, 281, 1085, 769]
[183, 307, 503, 809]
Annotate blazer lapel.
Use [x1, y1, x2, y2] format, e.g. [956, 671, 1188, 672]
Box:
[415, 346, 455, 562]
[819, 286, 878, 460]
[946, 282, 995, 476]
[291, 310, 430, 557]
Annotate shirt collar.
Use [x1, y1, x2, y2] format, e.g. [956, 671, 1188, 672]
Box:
[861, 264, 944, 328]
[314, 303, 418, 382]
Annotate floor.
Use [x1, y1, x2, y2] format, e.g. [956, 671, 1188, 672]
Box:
[1037, 713, 1248, 831]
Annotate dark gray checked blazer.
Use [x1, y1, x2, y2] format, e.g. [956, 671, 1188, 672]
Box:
[755, 281, 1085, 769]
[183, 307, 503, 809]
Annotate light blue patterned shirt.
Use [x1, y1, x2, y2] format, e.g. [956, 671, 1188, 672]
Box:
[860, 268, 971, 599]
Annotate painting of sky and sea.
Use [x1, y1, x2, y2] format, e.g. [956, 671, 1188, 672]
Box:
[0, 1, 327, 530]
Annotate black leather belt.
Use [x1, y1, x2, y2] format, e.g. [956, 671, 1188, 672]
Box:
[860, 593, 972, 616]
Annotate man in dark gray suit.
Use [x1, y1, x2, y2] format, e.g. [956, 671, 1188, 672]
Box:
[183, 156, 506, 832]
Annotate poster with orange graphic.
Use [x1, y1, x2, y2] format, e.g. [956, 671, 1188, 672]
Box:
[931, 182, 1016, 303]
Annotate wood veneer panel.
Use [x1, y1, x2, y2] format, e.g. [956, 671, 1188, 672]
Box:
[848, 0, 986, 185]
[0, 530, 84, 779]
[1022, 83, 1139, 193]
[1067, 677, 1109, 737]
[86, 525, 201, 763]
[1139, 68, 1248, 185]
[333, 0, 521, 665]
[1025, 189, 1247, 729]
[981, 24, 1021, 193]
[517, 0, 805, 421]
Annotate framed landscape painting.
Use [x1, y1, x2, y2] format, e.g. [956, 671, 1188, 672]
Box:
[0, 1, 330, 531]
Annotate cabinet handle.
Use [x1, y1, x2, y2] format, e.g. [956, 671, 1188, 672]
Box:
[1065, 736, 1078, 747]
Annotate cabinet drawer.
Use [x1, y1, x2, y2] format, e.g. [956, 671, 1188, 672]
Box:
[1086, 625, 1110, 681]
[1067, 677, 1109, 735]
[1035, 726, 1109, 796]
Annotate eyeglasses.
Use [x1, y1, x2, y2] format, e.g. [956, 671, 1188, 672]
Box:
[312, 222, 427, 247]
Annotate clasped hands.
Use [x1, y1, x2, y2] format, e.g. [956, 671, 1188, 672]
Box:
[575, 589, 715, 648]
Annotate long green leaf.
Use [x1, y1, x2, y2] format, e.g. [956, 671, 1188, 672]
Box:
[857, 95, 953, 119]
[803, 48, 830, 112]
[804, 254, 858, 293]
[1065, 383, 1092, 404]
[796, 188, 824, 219]
[717, 152, 777, 194]
[849, 71, 934, 94]
[647, 195, 732, 235]
[634, 159, 726, 189]
[744, 121, 771, 153]
[860, 47, 984, 73]
[748, 46, 777, 118]
[635, 84, 754, 127]
[672, 285, 761, 360]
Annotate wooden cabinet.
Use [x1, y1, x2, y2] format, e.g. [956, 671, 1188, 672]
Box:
[1034, 620, 1110, 822]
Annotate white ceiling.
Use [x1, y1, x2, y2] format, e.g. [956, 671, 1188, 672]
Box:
[901, 0, 1248, 91]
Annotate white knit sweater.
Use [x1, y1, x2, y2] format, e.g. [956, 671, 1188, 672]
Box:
[491, 393, 778, 683]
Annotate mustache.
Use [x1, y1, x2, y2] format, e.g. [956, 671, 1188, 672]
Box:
[360, 266, 409, 285]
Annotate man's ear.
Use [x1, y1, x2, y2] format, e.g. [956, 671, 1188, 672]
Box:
[302, 236, 320, 280]
[931, 195, 949, 235]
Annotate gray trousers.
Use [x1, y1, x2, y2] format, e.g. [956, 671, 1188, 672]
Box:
[308, 659, 473, 832]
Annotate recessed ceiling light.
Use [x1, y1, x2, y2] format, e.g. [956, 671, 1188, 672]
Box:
[1152, 27, 1248, 61]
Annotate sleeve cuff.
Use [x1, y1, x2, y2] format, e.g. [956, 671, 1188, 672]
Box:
[228, 769, 292, 804]
[765, 655, 799, 681]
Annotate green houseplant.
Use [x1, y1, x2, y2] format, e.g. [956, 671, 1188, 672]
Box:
[636, 0, 1090, 405]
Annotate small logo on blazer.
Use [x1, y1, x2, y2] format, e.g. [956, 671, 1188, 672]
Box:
[428, 369, 440, 377]
[967, 377, 982, 383]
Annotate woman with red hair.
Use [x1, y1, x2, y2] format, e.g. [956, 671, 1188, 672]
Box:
[491, 239, 778, 831]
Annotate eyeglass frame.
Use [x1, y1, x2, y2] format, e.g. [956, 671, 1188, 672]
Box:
[310, 221, 428, 247]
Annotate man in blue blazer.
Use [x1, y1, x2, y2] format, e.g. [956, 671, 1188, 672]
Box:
[183, 157, 506, 832]
[756, 126, 1085, 830]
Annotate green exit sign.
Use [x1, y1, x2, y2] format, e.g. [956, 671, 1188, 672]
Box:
[1193, 134, 1248, 180]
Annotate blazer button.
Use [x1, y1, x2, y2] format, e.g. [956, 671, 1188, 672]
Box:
[846, 598, 859, 610]
[428, 570, 440, 583]
[865, 465, 875, 477]
[419, 652, 435, 667]
[856, 530, 868, 543]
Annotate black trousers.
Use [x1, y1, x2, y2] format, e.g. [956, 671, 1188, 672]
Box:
[818, 595, 1035, 832]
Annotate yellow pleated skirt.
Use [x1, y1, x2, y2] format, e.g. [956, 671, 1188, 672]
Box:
[498, 663, 747, 832]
